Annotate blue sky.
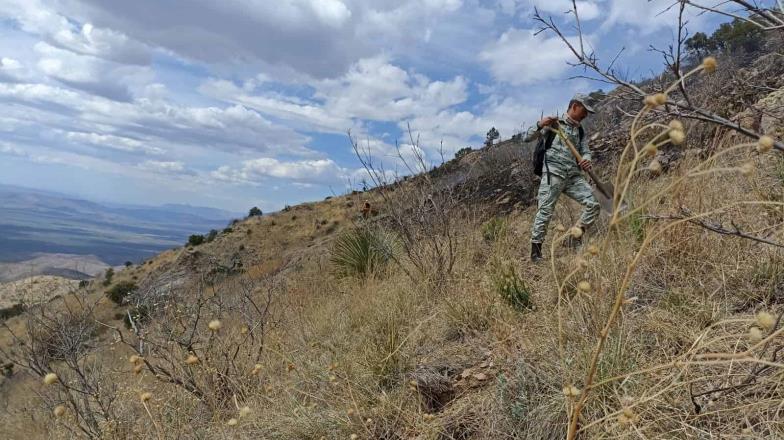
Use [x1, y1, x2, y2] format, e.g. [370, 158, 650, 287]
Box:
[0, 0, 733, 211]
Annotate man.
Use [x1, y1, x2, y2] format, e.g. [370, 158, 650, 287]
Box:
[525, 93, 600, 262]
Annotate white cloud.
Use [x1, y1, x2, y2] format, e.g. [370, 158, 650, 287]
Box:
[138, 160, 189, 174]
[479, 28, 581, 85]
[65, 131, 164, 155]
[0, 57, 33, 83]
[211, 158, 349, 185]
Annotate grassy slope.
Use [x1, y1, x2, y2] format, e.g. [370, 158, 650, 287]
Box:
[0, 47, 783, 439]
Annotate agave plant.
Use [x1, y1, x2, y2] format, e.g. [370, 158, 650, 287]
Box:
[330, 226, 400, 278]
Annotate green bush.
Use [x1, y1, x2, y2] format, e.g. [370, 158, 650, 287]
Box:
[206, 229, 218, 243]
[106, 281, 137, 305]
[248, 206, 263, 217]
[482, 217, 507, 242]
[330, 226, 399, 278]
[102, 267, 115, 286]
[188, 234, 205, 246]
[492, 261, 532, 311]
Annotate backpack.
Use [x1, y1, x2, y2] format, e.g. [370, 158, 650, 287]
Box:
[532, 124, 584, 180]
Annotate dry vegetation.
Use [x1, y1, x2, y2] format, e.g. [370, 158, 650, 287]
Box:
[1, 3, 784, 440]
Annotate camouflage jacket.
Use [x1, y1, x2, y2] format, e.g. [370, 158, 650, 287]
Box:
[524, 117, 592, 179]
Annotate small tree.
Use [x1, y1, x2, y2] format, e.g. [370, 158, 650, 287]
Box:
[188, 234, 205, 246]
[124, 261, 132, 268]
[248, 206, 263, 217]
[206, 229, 219, 243]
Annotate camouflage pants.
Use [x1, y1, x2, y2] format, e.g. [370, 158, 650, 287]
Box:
[531, 173, 600, 244]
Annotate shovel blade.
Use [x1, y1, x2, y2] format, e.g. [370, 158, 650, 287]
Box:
[592, 180, 626, 215]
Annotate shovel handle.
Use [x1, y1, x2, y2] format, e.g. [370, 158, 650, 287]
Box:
[553, 127, 612, 199]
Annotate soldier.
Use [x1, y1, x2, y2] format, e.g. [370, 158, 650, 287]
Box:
[526, 93, 600, 262]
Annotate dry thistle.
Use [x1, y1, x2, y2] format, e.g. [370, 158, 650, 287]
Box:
[574, 257, 589, 270]
[287, 363, 296, 372]
[185, 354, 200, 365]
[208, 319, 222, 331]
[644, 93, 667, 107]
[555, 224, 567, 233]
[563, 385, 581, 398]
[586, 244, 600, 256]
[643, 143, 657, 157]
[617, 407, 639, 425]
[648, 159, 663, 174]
[227, 418, 238, 426]
[140, 392, 153, 402]
[240, 325, 249, 335]
[133, 364, 144, 375]
[251, 363, 262, 375]
[701, 56, 717, 73]
[347, 408, 356, 416]
[350, 435, 358, 440]
[577, 281, 591, 293]
[757, 136, 774, 153]
[43, 373, 58, 385]
[668, 129, 685, 145]
[668, 120, 684, 131]
[569, 226, 583, 239]
[129, 354, 142, 364]
[749, 327, 763, 342]
[53, 405, 66, 417]
[239, 406, 251, 418]
[756, 311, 776, 330]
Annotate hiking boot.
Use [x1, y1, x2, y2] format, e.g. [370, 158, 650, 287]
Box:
[530, 242, 543, 262]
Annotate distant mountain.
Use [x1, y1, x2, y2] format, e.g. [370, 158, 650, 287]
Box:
[0, 184, 243, 267]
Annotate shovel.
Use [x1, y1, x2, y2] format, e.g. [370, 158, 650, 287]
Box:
[553, 127, 625, 215]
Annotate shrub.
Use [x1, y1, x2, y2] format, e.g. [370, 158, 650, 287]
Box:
[223, 227, 233, 234]
[105, 281, 137, 305]
[123, 304, 151, 329]
[492, 261, 532, 311]
[206, 229, 218, 243]
[102, 267, 114, 286]
[330, 226, 399, 278]
[124, 261, 132, 267]
[248, 206, 263, 217]
[482, 217, 507, 242]
[188, 234, 205, 246]
[0, 304, 26, 322]
[78, 280, 89, 289]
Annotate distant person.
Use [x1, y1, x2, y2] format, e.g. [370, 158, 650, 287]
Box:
[525, 93, 600, 262]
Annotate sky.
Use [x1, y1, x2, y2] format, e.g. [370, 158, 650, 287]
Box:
[0, 0, 732, 212]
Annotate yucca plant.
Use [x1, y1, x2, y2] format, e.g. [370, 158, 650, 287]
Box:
[491, 261, 532, 311]
[331, 226, 399, 278]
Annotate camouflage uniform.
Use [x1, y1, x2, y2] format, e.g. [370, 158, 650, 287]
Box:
[525, 117, 600, 244]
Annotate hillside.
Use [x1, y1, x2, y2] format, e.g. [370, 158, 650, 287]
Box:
[0, 23, 782, 440]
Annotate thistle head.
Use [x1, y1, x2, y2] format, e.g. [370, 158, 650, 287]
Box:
[644, 93, 667, 108]
[668, 120, 684, 131]
[756, 311, 776, 330]
[185, 354, 200, 365]
[757, 136, 774, 153]
[208, 319, 222, 332]
[239, 406, 252, 418]
[43, 373, 59, 385]
[669, 129, 685, 145]
[577, 281, 592, 293]
[227, 418, 238, 426]
[569, 226, 583, 239]
[648, 159, 662, 174]
[53, 405, 66, 417]
[701, 56, 717, 73]
[140, 392, 153, 402]
[749, 327, 763, 342]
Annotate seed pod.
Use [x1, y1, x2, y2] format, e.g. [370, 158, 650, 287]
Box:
[757, 136, 774, 153]
[140, 392, 153, 402]
[701, 56, 717, 73]
[208, 319, 222, 331]
[668, 120, 684, 131]
[43, 373, 58, 385]
[227, 418, 238, 426]
[53, 405, 66, 417]
[757, 311, 776, 330]
[669, 130, 685, 145]
[577, 281, 591, 293]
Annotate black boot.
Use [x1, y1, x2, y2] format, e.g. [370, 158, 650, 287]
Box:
[531, 242, 543, 262]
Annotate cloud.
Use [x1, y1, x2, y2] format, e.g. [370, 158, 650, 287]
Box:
[211, 158, 349, 185]
[524, 0, 601, 21]
[65, 131, 164, 155]
[479, 28, 582, 86]
[35, 42, 152, 101]
[138, 160, 191, 175]
[0, 57, 34, 83]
